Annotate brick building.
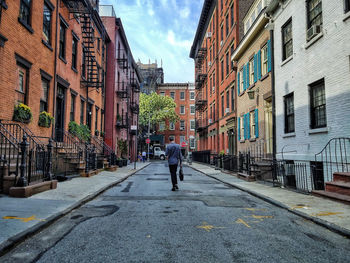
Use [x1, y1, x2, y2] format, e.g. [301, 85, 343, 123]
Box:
[156, 83, 196, 155]
[137, 60, 164, 94]
[190, 0, 254, 154]
[100, 5, 142, 161]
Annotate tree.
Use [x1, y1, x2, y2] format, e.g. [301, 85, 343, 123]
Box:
[139, 92, 179, 128]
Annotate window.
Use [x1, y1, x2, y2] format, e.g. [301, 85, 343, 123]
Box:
[230, 4, 234, 27]
[226, 91, 230, 111]
[190, 105, 195, 115]
[220, 0, 223, 11]
[80, 99, 85, 124]
[250, 111, 255, 138]
[170, 122, 175, 130]
[213, 103, 215, 121]
[213, 72, 216, 91]
[261, 44, 268, 76]
[95, 107, 99, 132]
[70, 94, 76, 121]
[230, 43, 235, 70]
[190, 120, 195, 130]
[240, 117, 244, 141]
[82, 45, 86, 77]
[249, 58, 254, 85]
[159, 121, 165, 131]
[346, 0, 350, 13]
[190, 137, 195, 149]
[180, 136, 186, 144]
[40, 79, 49, 112]
[180, 105, 185, 114]
[225, 15, 229, 36]
[19, 0, 31, 26]
[284, 93, 294, 133]
[190, 91, 195, 100]
[310, 79, 326, 129]
[170, 91, 175, 100]
[307, 0, 322, 28]
[282, 19, 293, 61]
[59, 21, 67, 60]
[180, 91, 185, 100]
[180, 120, 185, 130]
[43, 3, 52, 45]
[239, 69, 244, 92]
[231, 87, 234, 111]
[210, 76, 212, 94]
[226, 52, 230, 76]
[160, 91, 165, 96]
[16, 67, 26, 104]
[221, 60, 224, 81]
[72, 36, 78, 70]
[221, 95, 224, 117]
[220, 24, 224, 42]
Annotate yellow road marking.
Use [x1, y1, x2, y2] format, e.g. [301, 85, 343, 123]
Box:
[196, 222, 225, 232]
[244, 208, 267, 212]
[251, 215, 274, 220]
[312, 212, 344, 217]
[236, 218, 251, 228]
[2, 215, 45, 223]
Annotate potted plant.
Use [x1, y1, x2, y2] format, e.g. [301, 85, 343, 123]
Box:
[38, 111, 54, 128]
[117, 158, 123, 167]
[100, 131, 105, 138]
[13, 103, 32, 123]
[68, 121, 91, 142]
[116, 114, 122, 125]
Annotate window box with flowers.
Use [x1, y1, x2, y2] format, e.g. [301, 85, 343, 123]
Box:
[13, 103, 32, 123]
[38, 111, 54, 128]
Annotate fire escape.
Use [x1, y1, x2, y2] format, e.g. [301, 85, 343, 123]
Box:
[194, 48, 207, 132]
[63, 0, 102, 89]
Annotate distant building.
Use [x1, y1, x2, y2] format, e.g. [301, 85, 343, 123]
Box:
[137, 60, 164, 94]
[156, 83, 196, 155]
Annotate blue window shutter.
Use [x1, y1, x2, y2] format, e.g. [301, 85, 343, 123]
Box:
[243, 114, 246, 140]
[247, 113, 251, 139]
[246, 63, 250, 87]
[258, 50, 262, 80]
[243, 65, 246, 91]
[255, 109, 259, 138]
[267, 39, 271, 73]
[238, 117, 241, 141]
[254, 54, 257, 83]
[237, 72, 240, 95]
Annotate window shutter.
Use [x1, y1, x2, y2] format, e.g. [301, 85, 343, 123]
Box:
[267, 39, 271, 73]
[246, 63, 250, 87]
[247, 113, 251, 139]
[254, 54, 257, 83]
[258, 50, 262, 80]
[243, 65, 246, 91]
[237, 72, 240, 95]
[255, 109, 259, 138]
[243, 114, 246, 140]
[238, 117, 241, 141]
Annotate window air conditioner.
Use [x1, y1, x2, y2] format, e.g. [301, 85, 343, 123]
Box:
[212, 86, 215, 93]
[208, 61, 211, 67]
[206, 32, 212, 38]
[307, 25, 322, 41]
[225, 108, 230, 114]
[180, 127, 184, 131]
[208, 119, 213, 124]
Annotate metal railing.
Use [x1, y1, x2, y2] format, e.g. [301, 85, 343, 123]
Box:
[91, 136, 117, 167]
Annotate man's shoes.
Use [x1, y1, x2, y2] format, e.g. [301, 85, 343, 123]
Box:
[175, 185, 179, 190]
[171, 187, 176, 191]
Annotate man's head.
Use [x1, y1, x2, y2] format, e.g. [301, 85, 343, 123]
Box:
[169, 137, 174, 143]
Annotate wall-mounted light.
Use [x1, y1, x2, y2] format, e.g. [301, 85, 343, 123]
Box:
[247, 87, 259, 100]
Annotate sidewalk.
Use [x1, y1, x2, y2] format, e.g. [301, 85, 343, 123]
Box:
[0, 162, 150, 255]
[189, 162, 350, 237]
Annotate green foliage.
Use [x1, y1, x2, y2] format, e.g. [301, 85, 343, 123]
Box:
[117, 139, 128, 157]
[68, 121, 91, 142]
[38, 111, 54, 128]
[139, 92, 179, 127]
[219, 150, 225, 156]
[13, 103, 32, 123]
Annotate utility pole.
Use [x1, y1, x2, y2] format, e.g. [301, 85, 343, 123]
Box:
[147, 114, 150, 162]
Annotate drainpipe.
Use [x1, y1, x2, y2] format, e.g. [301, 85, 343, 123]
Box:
[51, 0, 59, 139]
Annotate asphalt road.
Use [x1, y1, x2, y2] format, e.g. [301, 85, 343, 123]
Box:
[1, 162, 350, 263]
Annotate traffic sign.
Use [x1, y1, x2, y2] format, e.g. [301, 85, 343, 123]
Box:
[181, 142, 187, 147]
[146, 138, 150, 144]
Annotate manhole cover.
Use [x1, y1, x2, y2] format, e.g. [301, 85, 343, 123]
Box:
[147, 178, 169, 181]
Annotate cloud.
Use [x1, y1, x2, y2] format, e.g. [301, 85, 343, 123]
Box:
[179, 7, 190, 18]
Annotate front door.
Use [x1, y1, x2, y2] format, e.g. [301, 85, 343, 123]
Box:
[264, 99, 273, 155]
[55, 86, 65, 142]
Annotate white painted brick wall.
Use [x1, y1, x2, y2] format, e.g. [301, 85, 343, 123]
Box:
[272, 0, 350, 162]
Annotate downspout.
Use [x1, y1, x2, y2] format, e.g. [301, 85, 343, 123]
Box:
[51, 0, 59, 139]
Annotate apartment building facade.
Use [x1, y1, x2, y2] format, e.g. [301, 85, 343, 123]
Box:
[156, 83, 196, 154]
[232, 0, 273, 156]
[101, 6, 142, 161]
[137, 60, 164, 94]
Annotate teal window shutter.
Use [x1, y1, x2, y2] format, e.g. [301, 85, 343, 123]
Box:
[238, 117, 241, 141]
[237, 72, 240, 95]
[243, 114, 246, 140]
[258, 50, 262, 80]
[267, 39, 271, 73]
[247, 113, 251, 139]
[254, 54, 257, 83]
[246, 63, 250, 87]
[255, 109, 259, 138]
[243, 65, 246, 91]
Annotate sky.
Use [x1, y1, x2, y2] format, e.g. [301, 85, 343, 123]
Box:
[100, 0, 204, 83]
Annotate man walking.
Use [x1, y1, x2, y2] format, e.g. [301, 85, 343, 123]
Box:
[165, 137, 183, 191]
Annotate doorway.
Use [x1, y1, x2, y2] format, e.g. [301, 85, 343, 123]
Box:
[55, 85, 66, 142]
[264, 99, 273, 154]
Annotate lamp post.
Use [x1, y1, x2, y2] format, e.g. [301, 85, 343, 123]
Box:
[147, 113, 150, 162]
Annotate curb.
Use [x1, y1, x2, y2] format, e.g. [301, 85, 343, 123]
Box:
[0, 163, 151, 256]
[189, 163, 350, 239]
